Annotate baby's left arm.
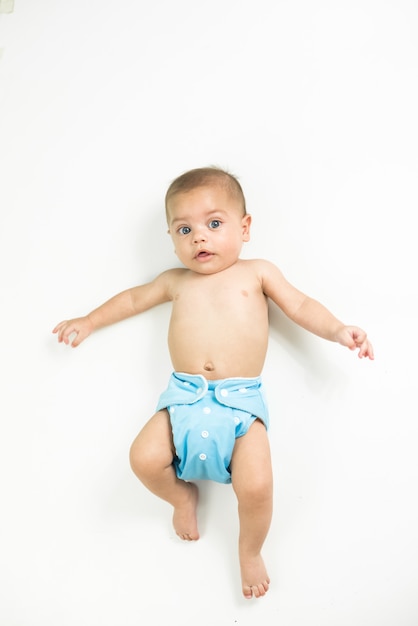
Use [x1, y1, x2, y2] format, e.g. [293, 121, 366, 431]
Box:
[258, 259, 374, 360]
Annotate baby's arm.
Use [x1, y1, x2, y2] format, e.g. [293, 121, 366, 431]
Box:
[53, 271, 173, 347]
[260, 260, 374, 359]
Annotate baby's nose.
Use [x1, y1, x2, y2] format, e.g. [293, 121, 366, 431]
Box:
[193, 229, 207, 243]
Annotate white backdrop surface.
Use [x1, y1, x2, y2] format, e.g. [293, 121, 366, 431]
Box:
[1, 1, 417, 625]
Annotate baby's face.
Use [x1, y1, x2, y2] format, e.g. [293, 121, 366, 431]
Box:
[166, 185, 251, 274]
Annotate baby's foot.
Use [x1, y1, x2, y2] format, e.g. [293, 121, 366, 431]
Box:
[240, 553, 270, 599]
[173, 482, 199, 541]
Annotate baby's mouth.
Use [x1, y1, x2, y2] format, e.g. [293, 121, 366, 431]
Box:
[195, 250, 213, 259]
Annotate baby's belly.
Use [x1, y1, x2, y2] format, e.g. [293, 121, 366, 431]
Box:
[168, 335, 268, 379]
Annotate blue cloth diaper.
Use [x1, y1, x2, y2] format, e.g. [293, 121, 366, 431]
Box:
[156, 372, 269, 484]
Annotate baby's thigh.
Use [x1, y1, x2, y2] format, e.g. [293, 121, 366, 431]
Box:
[130, 409, 175, 465]
[230, 419, 272, 492]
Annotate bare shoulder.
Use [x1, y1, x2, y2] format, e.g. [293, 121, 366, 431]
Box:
[153, 267, 190, 297]
[241, 258, 286, 283]
[244, 259, 305, 310]
[128, 268, 189, 312]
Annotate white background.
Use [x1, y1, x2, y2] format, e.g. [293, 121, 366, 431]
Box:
[1, 1, 417, 625]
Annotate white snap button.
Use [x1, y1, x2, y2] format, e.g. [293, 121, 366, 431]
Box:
[201, 430, 209, 438]
[220, 389, 228, 397]
[199, 453, 207, 461]
[203, 407, 211, 414]
[239, 387, 247, 393]
[170, 407, 175, 414]
[234, 416, 240, 425]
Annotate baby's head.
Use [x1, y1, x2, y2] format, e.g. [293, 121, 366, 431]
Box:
[165, 166, 246, 222]
[165, 167, 251, 274]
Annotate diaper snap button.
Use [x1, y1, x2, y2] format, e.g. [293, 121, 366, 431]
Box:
[199, 453, 207, 461]
[220, 389, 229, 397]
[201, 430, 209, 438]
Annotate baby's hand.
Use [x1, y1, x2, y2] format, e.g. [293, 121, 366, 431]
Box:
[52, 316, 94, 347]
[337, 326, 374, 360]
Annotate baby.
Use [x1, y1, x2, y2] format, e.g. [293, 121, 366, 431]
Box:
[53, 166, 374, 599]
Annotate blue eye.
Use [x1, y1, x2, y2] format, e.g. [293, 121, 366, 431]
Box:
[209, 220, 221, 229]
[178, 226, 191, 235]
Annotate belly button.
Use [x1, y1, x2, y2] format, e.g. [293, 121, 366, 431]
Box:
[204, 362, 215, 372]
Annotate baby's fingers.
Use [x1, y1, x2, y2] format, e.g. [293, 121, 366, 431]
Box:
[52, 321, 76, 345]
[358, 339, 374, 360]
[52, 321, 64, 335]
[52, 321, 67, 342]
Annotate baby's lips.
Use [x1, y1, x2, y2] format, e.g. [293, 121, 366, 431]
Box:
[195, 249, 213, 258]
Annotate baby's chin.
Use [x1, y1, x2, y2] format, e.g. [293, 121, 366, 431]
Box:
[184, 258, 241, 275]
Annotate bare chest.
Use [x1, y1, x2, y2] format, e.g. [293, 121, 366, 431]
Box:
[171, 273, 265, 321]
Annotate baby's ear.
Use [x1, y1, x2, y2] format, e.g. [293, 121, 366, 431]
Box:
[242, 214, 252, 241]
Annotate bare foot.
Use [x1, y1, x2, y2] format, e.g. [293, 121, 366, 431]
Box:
[173, 482, 200, 541]
[240, 553, 270, 599]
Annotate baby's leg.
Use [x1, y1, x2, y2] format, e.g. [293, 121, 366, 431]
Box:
[129, 410, 199, 540]
[230, 419, 273, 599]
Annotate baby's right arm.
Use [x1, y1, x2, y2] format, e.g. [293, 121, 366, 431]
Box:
[53, 270, 174, 347]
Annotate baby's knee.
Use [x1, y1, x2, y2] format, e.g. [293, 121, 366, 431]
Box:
[129, 438, 156, 478]
[235, 474, 273, 506]
[129, 431, 173, 479]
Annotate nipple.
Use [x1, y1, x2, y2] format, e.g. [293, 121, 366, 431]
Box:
[203, 361, 215, 372]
